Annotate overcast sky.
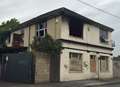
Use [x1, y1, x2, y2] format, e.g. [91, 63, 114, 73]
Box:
[0, 0, 120, 56]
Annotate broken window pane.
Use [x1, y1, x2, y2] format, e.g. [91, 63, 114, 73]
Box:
[100, 29, 108, 43]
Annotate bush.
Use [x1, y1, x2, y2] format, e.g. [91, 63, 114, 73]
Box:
[31, 34, 62, 55]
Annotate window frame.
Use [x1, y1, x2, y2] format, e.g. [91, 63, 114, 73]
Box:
[100, 29, 109, 44]
[12, 31, 24, 47]
[37, 22, 47, 38]
[69, 18, 84, 38]
[99, 56, 109, 72]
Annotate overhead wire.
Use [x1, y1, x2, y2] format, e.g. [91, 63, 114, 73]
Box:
[75, 0, 120, 20]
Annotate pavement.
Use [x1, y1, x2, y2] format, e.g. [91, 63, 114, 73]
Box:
[0, 79, 120, 87]
[84, 79, 120, 87]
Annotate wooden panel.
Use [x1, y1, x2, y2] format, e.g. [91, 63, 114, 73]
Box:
[90, 55, 96, 73]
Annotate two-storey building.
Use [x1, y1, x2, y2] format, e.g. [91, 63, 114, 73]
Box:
[5, 8, 114, 82]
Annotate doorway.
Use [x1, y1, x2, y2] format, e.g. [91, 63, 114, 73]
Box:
[90, 55, 98, 79]
[90, 55, 96, 73]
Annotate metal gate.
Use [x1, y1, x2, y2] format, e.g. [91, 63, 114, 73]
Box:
[2, 52, 34, 83]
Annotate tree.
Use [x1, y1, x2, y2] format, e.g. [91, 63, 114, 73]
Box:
[0, 18, 20, 47]
[0, 18, 20, 32]
[0, 31, 11, 47]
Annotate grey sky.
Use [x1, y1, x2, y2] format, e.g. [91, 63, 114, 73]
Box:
[0, 0, 120, 56]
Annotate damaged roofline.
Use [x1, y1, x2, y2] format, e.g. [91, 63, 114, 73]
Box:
[13, 7, 114, 32]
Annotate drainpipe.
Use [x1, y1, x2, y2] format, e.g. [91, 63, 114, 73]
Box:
[55, 17, 58, 39]
[98, 55, 100, 80]
[28, 26, 31, 52]
[86, 25, 90, 52]
[29, 26, 30, 46]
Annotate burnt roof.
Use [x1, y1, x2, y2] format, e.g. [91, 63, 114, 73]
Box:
[15, 7, 114, 32]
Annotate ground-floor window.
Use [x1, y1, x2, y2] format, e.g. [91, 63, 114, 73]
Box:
[90, 55, 96, 73]
[69, 52, 82, 72]
[99, 56, 109, 72]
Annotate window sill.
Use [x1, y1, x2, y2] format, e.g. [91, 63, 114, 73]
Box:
[100, 70, 109, 73]
[69, 71, 83, 73]
[69, 35, 83, 40]
[100, 42, 109, 45]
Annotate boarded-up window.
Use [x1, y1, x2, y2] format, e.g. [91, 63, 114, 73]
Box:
[90, 55, 96, 72]
[100, 56, 109, 72]
[69, 52, 82, 72]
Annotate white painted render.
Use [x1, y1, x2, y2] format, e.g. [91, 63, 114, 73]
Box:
[60, 48, 113, 81]
[6, 29, 22, 47]
[61, 17, 112, 48]
[59, 17, 113, 81]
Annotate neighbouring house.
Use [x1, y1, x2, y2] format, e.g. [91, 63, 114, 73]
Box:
[0, 7, 114, 83]
[113, 56, 120, 78]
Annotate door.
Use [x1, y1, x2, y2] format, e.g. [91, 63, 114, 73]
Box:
[90, 55, 96, 73]
[90, 55, 97, 79]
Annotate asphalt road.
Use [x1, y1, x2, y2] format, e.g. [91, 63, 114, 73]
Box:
[97, 84, 120, 87]
[0, 81, 120, 87]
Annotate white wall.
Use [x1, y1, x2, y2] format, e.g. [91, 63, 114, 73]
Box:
[6, 29, 23, 47]
[60, 48, 113, 81]
[61, 18, 112, 48]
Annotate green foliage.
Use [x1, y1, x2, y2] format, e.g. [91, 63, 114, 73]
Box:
[0, 18, 20, 32]
[0, 31, 10, 47]
[0, 18, 20, 47]
[31, 34, 63, 55]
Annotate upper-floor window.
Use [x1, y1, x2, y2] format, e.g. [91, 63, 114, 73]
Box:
[69, 52, 82, 72]
[69, 18, 83, 38]
[37, 22, 47, 38]
[12, 30, 24, 48]
[100, 29, 108, 43]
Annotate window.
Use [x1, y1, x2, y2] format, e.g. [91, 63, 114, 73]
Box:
[37, 22, 47, 38]
[12, 31, 24, 47]
[69, 18, 83, 38]
[90, 55, 96, 72]
[69, 52, 82, 72]
[100, 56, 109, 72]
[100, 29, 108, 43]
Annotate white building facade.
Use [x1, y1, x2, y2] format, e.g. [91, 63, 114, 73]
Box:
[60, 18, 113, 81]
[6, 8, 114, 82]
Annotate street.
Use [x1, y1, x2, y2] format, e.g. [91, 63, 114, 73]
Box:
[0, 81, 120, 87]
[97, 84, 120, 87]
